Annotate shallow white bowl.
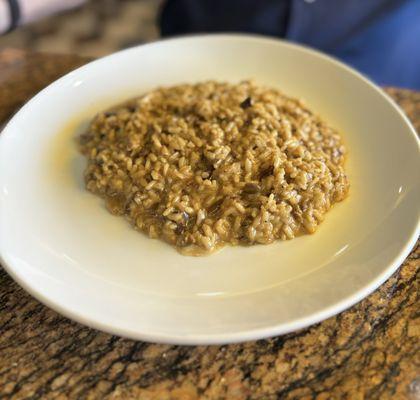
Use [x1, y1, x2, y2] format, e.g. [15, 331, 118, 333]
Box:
[1, 35, 419, 345]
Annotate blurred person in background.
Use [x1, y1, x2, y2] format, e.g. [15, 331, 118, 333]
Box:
[1, 0, 419, 89]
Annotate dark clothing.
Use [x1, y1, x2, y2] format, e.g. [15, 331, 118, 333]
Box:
[160, 0, 420, 89]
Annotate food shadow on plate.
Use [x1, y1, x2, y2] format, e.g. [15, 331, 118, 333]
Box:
[71, 119, 90, 192]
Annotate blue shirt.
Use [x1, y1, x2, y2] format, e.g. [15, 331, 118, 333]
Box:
[160, 0, 420, 89]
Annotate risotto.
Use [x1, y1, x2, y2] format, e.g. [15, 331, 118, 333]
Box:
[79, 81, 349, 255]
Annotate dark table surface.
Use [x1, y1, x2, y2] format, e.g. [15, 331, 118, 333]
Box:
[0, 48, 419, 400]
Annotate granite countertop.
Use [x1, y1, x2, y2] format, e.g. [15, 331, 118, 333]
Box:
[0, 49, 419, 400]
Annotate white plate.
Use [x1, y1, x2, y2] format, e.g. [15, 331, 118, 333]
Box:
[0, 35, 419, 345]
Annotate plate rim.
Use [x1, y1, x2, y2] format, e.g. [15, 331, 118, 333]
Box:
[0, 33, 419, 345]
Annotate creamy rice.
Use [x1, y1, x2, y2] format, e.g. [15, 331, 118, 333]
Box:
[79, 81, 349, 255]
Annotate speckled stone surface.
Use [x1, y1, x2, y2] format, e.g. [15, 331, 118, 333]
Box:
[0, 49, 419, 400]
